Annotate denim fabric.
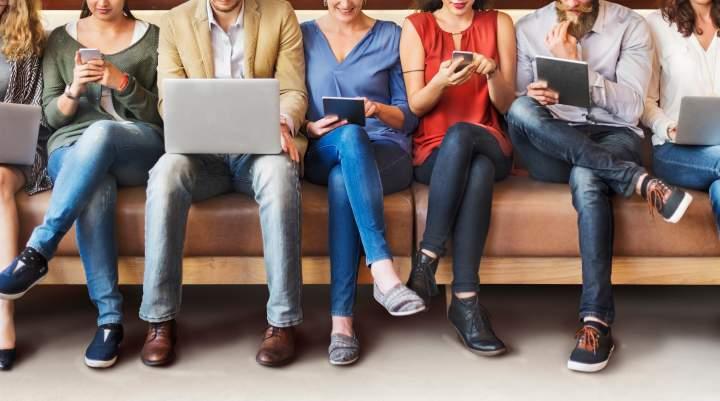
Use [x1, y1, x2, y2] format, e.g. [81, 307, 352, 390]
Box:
[304, 125, 412, 317]
[507, 97, 644, 324]
[653, 142, 720, 233]
[27, 120, 163, 326]
[140, 152, 303, 327]
[414, 122, 512, 293]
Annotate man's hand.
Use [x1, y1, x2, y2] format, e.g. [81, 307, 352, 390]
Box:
[545, 21, 579, 60]
[526, 80, 559, 106]
[280, 121, 300, 162]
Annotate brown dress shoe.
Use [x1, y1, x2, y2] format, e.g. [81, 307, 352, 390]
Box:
[141, 320, 177, 367]
[255, 326, 296, 367]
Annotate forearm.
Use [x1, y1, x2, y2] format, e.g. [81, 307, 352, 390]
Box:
[375, 104, 405, 130]
[56, 93, 79, 118]
[409, 79, 445, 117]
[487, 71, 516, 114]
[589, 70, 644, 123]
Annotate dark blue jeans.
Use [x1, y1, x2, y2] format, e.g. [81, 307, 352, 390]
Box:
[653, 142, 720, 233]
[506, 97, 645, 324]
[414, 122, 512, 293]
[305, 125, 412, 317]
[27, 121, 164, 326]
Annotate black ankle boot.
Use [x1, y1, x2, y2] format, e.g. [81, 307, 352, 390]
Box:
[448, 293, 506, 356]
[0, 348, 16, 371]
[407, 250, 439, 306]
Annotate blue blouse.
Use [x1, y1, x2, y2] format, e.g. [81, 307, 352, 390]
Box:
[301, 20, 418, 154]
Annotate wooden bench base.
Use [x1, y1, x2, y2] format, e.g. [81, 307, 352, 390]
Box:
[43, 257, 720, 285]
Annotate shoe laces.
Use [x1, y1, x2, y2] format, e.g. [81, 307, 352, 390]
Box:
[575, 325, 600, 354]
[264, 326, 281, 340]
[150, 323, 171, 339]
[646, 179, 670, 216]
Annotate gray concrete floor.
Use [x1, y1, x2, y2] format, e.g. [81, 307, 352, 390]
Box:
[1, 284, 718, 401]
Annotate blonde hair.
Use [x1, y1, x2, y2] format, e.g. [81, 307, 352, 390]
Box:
[0, 0, 45, 60]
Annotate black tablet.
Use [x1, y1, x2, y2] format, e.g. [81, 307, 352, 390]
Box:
[534, 56, 591, 109]
[322, 97, 366, 126]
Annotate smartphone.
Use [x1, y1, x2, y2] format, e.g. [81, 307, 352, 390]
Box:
[452, 50, 474, 73]
[79, 48, 103, 64]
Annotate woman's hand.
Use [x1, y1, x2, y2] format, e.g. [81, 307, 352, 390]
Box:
[306, 115, 348, 138]
[68, 51, 103, 98]
[430, 58, 475, 88]
[364, 98, 379, 118]
[473, 53, 497, 76]
[97, 60, 129, 91]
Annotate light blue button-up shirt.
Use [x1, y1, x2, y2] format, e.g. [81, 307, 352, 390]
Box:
[300, 20, 418, 154]
[515, 0, 653, 136]
[207, 0, 245, 79]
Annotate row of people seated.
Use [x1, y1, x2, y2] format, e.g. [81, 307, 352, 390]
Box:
[0, 0, 715, 374]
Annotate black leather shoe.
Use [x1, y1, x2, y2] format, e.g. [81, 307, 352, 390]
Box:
[448, 293, 506, 356]
[407, 250, 439, 306]
[0, 349, 16, 370]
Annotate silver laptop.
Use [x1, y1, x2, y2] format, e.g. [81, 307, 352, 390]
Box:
[163, 79, 282, 154]
[0, 103, 41, 165]
[676, 96, 720, 145]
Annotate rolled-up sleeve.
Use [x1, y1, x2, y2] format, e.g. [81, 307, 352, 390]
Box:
[389, 59, 419, 135]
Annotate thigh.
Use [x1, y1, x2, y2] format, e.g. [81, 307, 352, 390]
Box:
[47, 145, 74, 181]
[372, 140, 413, 195]
[507, 123, 572, 183]
[467, 127, 513, 181]
[150, 153, 233, 202]
[303, 126, 356, 186]
[0, 165, 26, 194]
[653, 142, 720, 190]
[106, 122, 165, 186]
[589, 126, 643, 164]
[413, 149, 439, 185]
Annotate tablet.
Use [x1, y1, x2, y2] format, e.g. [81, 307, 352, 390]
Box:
[534, 56, 591, 108]
[322, 97, 366, 126]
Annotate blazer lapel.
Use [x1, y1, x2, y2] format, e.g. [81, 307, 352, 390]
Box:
[193, 0, 215, 78]
[243, 0, 260, 78]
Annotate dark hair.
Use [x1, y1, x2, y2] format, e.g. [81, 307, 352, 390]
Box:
[80, 0, 136, 19]
[661, 0, 720, 37]
[415, 0, 488, 12]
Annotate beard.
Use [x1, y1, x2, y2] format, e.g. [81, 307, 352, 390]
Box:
[555, 0, 600, 39]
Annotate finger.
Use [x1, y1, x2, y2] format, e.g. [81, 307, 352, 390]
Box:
[529, 80, 548, 90]
[448, 57, 463, 71]
[558, 20, 570, 40]
[88, 59, 105, 67]
[75, 51, 83, 65]
[440, 59, 453, 68]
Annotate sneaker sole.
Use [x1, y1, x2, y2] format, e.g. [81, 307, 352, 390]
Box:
[387, 304, 426, 317]
[664, 192, 693, 224]
[451, 325, 507, 357]
[0, 273, 48, 301]
[567, 345, 615, 373]
[85, 355, 118, 369]
[329, 355, 360, 366]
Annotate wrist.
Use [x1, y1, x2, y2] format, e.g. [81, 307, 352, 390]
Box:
[65, 84, 81, 100]
[116, 73, 130, 92]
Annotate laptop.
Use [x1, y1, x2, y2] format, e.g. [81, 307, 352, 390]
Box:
[0, 103, 41, 166]
[163, 79, 282, 154]
[675, 96, 720, 146]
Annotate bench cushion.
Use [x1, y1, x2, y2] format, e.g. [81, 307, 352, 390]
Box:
[414, 176, 720, 257]
[17, 183, 414, 257]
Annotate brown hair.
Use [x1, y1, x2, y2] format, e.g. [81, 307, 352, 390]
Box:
[661, 0, 720, 37]
[415, 0, 488, 12]
[80, 0, 136, 19]
[0, 0, 45, 60]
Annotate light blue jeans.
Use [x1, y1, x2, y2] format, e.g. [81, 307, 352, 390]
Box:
[653, 142, 720, 233]
[139, 153, 303, 327]
[27, 121, 164, 326]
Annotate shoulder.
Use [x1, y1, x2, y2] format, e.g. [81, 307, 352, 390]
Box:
[603, 1, 646, 26]
[374, 19, 402, 39]
[515, 3, 554, 35]
[166, 0, 196, 20]
[258, 0, 296, 17]
[645, 9, 672, 32]
[44, 26, 72, 54]
[300, 20, 316, 36]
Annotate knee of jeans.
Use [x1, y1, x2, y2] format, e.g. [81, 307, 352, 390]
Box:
[253, 155, 299, 197]
[710, 179, 720, 206]
[335, 124, 371, 153]
[76, 120, 122, 154]
[442, 123, 476, 152]
[569, 167, 606, 203]
[468, 155, 496, 187]
[506, 96, 540, 128]
[147, 154, 194, 198]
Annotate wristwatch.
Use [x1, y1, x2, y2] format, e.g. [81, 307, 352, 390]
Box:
[64, 84, 79, 101]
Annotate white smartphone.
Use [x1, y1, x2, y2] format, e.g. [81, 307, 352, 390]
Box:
[452, 50, 474, 73]
[79, 48, 102, 64]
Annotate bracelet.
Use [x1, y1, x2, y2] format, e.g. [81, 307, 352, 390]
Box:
[117, 73, 130, 92]
[64, 84, 79, 101]
[403, 69, 425, 74]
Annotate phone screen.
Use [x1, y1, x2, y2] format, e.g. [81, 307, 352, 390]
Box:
[79, 48, 102, 64]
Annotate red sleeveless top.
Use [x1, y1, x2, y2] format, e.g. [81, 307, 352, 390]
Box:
[408, 11, 512, 166]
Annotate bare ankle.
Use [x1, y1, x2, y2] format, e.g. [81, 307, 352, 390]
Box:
[421, 249, 438, 259]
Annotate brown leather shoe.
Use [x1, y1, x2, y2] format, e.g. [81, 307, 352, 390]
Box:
[255, 326, 296, 367]
[141, 320, 177, 367]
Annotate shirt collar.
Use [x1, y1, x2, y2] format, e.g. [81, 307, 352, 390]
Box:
[207, 0, 245, 31]
[589, 0, 606, 34]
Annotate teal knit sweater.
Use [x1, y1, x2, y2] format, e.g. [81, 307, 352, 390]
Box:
[42, 23, 163, 153]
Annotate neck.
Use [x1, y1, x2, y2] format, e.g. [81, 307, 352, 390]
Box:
[438, 7, 474, 29]
[87, 13, 130, 32]
[211, 0, 243, 32]
[323, 12, 371, 34]
[691, 2, 713, 21]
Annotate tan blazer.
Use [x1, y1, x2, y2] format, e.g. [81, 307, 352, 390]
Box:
[157, 0, 308, 153]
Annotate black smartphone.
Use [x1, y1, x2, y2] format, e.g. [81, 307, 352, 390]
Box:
[452, 50, 474, 73]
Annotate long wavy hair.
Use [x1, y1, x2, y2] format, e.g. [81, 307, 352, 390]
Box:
[80, 0, 136, 19]
[0, 0, 45, 60]
[415, 0, 488, 11]
[661, 0, 720, 37]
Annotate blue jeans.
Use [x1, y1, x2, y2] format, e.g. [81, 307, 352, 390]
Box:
[507, 97, 645, 324]
[653, 142, 720, 233]
[27, 121, 164, 326]
[305, 125, 412, 317]
[140, 152, 303, 327]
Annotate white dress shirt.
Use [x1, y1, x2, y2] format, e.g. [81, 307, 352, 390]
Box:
[642, 11, 720, 145]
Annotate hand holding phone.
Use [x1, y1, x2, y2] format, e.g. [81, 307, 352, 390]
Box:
[452, 50, 474, 73]
[79, 48, 103, 64]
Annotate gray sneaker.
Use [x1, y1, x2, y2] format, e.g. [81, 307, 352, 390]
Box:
[373, 283, 426, 317]
[328, 334, 360, 366]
